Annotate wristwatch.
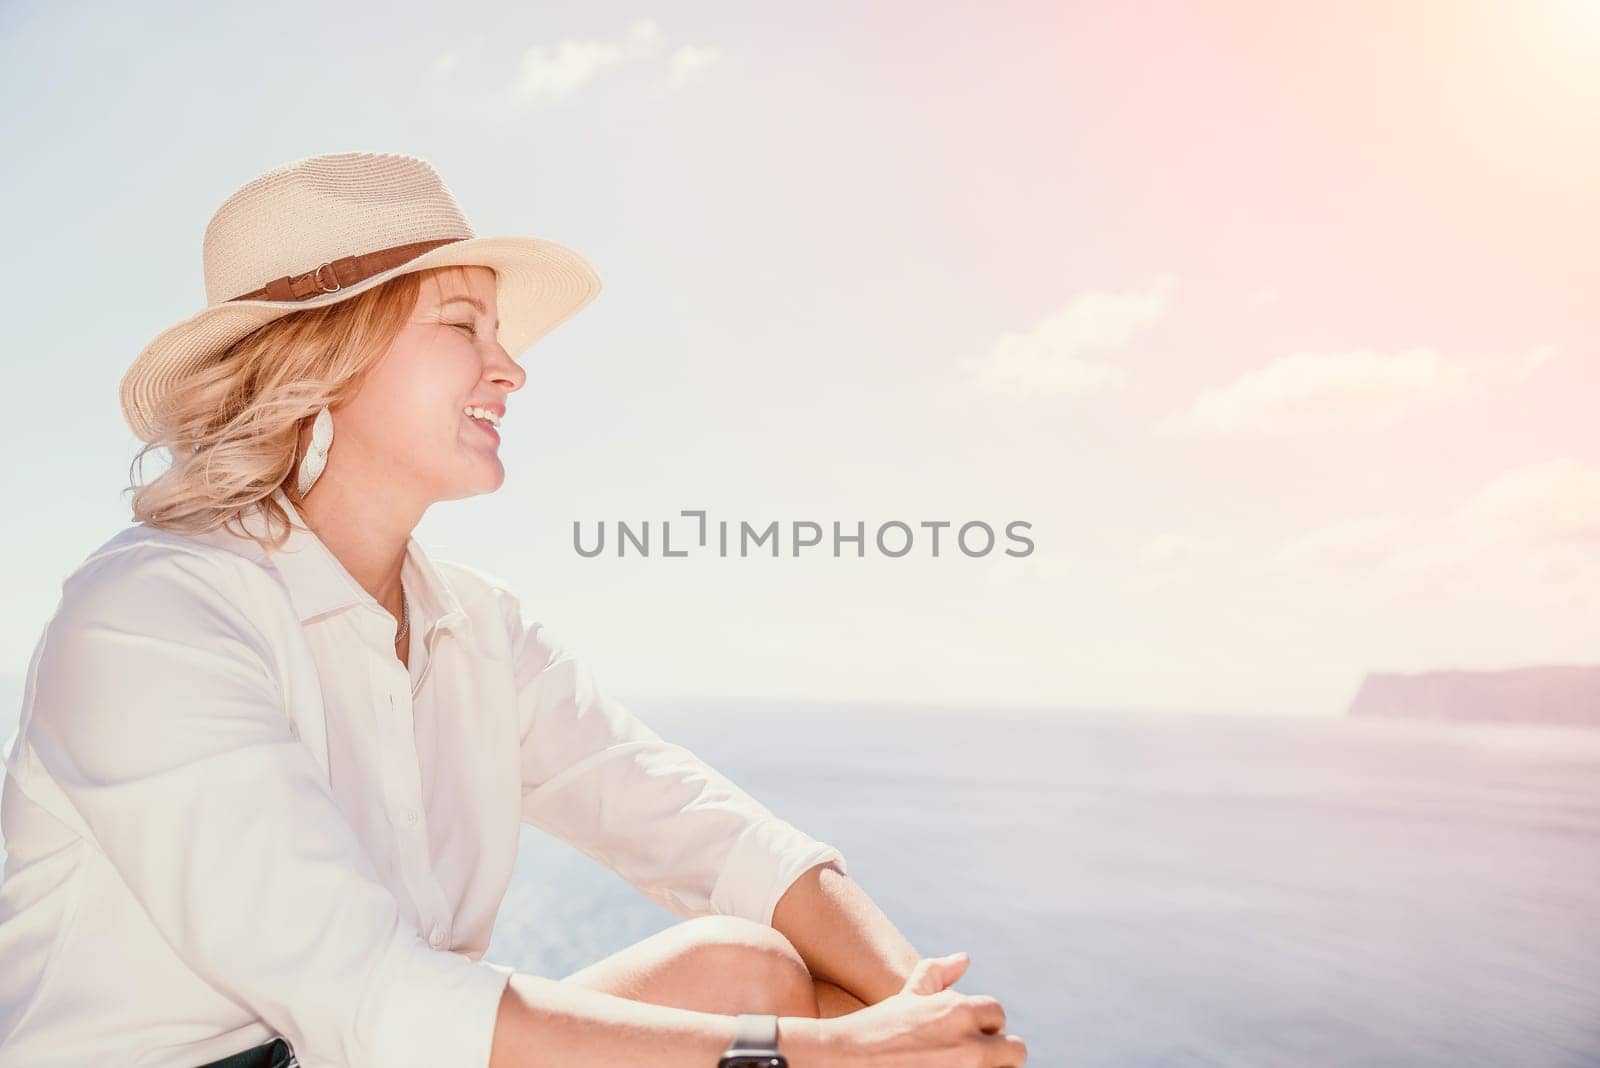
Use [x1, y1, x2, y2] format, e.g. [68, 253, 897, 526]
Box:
[717, 1013, 786, 1067]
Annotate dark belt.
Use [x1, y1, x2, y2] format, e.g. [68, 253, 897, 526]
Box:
[194, 1036, 298, 1068]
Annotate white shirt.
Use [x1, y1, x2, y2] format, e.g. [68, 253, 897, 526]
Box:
[0, 489, 846, 1067]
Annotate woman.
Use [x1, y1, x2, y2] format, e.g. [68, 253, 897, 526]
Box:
[0, 152, 1026, 1068]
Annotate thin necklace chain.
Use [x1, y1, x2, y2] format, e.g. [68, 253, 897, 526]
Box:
[395, 585, 409, 644]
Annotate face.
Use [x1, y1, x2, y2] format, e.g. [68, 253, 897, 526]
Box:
[324, 265, 526, 506]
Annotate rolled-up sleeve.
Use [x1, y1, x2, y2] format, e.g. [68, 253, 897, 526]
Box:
[21, 545, 511, 1068]
[505, 598, 847, 927]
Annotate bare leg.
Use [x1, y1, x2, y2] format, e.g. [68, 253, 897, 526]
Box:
[560, 915, 821, 1017]
[813, 977, 868, 1018]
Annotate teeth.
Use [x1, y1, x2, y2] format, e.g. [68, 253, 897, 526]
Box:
[464, 406, 500, 428]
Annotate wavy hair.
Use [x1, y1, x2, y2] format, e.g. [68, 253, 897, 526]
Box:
[126, 264, 479, 554]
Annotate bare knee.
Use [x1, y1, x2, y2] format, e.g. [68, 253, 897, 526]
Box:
[678, 916, 818, 1017]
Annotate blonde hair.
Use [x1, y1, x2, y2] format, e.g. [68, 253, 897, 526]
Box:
[126, 264, 480, 554]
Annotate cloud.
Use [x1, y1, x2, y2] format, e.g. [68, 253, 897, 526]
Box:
[1460, 457, 1600, 548]
[665, 44, 722, 89]
[1162, 343, 1557, 436]
[1411, 460, 1600, 602]
[1258, 458, 1600, 604]
[513, 19, 682, 102]
[965, 276, 1176, 396]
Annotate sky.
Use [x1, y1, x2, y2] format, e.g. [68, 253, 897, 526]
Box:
[0, 0, 1595, 715]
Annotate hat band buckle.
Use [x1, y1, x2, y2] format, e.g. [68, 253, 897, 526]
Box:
[311, 262, 341, 294]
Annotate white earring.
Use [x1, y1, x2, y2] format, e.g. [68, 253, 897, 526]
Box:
[296, 406, 334, 498]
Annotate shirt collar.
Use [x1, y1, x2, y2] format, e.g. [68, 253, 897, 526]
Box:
[228, 489, 471, 639]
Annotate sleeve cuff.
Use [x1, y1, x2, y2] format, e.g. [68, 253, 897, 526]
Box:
[711, 816, 849, 927]
[362, 930, 516, 1068]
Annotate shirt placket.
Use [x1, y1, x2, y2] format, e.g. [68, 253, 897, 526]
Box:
[372, 635, 457, 951]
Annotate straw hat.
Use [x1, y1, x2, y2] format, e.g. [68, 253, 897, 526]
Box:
[119, 150, 602, 443]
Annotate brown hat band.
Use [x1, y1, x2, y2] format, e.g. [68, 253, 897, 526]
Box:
[224, 236, 468, 303]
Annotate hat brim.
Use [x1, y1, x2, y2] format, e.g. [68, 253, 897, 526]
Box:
[119, 234, 601, 443]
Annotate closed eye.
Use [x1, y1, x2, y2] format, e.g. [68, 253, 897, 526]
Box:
[451, 321, 477, 335]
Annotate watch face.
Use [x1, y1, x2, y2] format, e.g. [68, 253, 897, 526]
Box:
[718, 1057, 786, 1068]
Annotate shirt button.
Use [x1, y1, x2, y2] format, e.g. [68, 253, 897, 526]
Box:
[405, 808, 419, 825]
[428, 926, 447, 948]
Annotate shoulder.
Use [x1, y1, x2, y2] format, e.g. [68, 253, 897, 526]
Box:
[65, 523, 256, 600]
[54, 522, 282, 641]
[432, 557, 525, 634]
[430, 557, 521, 653]
[432, 557, 514, 606]
[430, 557, 568, 670]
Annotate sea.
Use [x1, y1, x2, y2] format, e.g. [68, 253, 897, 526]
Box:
[3, 686, 1598, 1066]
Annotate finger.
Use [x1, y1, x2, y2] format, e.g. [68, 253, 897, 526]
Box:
[981, 1031, 1029, 1067]
[966, 994, 1006, 1035]
[935, 952, 970, 989]
[906, 952, 968, 995]
[904, 957, 945, 995]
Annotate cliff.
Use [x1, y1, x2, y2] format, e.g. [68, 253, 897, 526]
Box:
[1347, 665, 1600, 728]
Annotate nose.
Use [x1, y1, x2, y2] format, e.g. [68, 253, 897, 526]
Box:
[484, 338, 527, 393]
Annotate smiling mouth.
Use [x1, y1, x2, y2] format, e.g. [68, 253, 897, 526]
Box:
[464, 412, 500, 441]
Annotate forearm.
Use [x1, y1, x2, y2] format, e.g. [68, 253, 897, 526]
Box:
[489, 972, 835, 1067]
[772, 862, 922, 1006]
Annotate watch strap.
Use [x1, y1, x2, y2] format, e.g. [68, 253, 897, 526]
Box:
[727, 1013, 781, 1052]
